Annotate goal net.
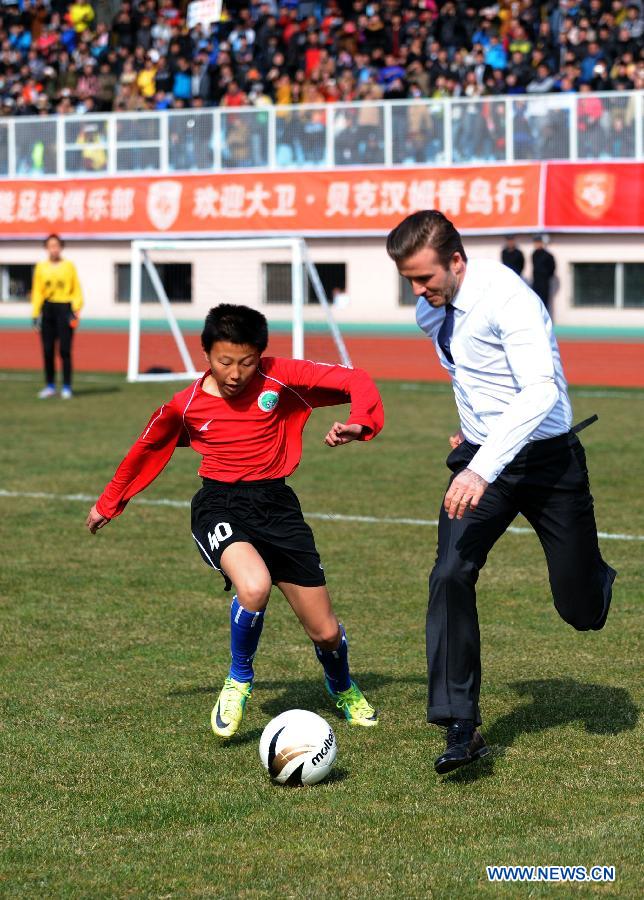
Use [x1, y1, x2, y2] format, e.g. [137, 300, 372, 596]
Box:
[127, 238, 351, 382]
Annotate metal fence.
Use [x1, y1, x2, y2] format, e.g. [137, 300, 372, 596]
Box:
[0, 91, 641, 179]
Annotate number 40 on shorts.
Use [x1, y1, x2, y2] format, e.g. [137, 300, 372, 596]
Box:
[208, 522, 233, 551]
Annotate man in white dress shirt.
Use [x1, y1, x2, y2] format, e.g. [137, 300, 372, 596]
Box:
[387, 210, 616, 775]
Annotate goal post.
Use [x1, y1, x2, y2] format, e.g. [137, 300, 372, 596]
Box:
[127, 237, 352, 383]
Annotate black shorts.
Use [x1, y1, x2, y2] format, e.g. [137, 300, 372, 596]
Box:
[191, 478, 326, 589]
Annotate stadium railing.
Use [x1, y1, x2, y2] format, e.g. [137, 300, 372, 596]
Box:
[0, 90, 641, 179]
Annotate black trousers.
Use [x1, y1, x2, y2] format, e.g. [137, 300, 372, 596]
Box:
[41, 301, 74, 387]
[426, 433, 616, 727]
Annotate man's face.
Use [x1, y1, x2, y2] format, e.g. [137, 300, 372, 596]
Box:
[397, 246, 465, 308]
[204, 341, 261, 398]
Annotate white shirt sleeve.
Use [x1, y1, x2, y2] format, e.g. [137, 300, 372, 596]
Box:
[467, 286, 560, 483]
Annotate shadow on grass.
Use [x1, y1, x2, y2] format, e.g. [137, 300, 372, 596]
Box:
[72, 386, 123, 397]
[216, 727, 264, 748]
[168, 671, 424, 701]
[442, 678, 638, 785]
[488, 678, 639, 747]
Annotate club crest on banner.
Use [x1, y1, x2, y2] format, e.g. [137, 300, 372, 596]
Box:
[573, 171, 616, 220]
[146, 181, 183, 231]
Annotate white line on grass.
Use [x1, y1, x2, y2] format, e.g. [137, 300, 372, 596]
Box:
[0, 372, 117, 384]
[398, 383, 644, 399]
[1, 488, 643, 543]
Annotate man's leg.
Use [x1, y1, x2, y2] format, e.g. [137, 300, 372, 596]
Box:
[427, 482, 518, 727]
[519, 437, 615, 632]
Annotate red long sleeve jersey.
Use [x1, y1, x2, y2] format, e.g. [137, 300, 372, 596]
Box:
[96, 357, 384, 520]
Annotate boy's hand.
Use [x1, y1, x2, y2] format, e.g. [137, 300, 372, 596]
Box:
[324, 422, 364, 447]
[86, 504, 110, 534]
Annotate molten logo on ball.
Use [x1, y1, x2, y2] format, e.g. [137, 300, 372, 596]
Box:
[259, 710, 337, 786]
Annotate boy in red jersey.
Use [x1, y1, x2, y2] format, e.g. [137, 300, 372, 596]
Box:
[86, 304, 384, 738]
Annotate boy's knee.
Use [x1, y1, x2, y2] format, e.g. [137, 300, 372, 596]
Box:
[236, 577, 271, 612]
[309, 620, 341, 649]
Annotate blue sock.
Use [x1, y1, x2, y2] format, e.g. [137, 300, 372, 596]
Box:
[315, 624, 351, 693]
[229, 595, 265, 683]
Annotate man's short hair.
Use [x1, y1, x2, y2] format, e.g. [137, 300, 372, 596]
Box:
[44, 233, 64, 248]
[201, 304, 269, 354]
[386, 210, 467, 268]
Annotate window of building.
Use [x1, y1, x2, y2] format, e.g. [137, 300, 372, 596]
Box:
[573, 262, 644, 308]
[399, 276, 418, 306]
[115, 263, 192, 303]
[0, 265, 34, 302]
[263, 262, 346, 305]
[623, 263, 644, 309]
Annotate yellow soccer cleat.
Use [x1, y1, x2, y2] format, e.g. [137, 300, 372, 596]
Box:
[211, 677, 252, 739]
[325, 679, 378, 727]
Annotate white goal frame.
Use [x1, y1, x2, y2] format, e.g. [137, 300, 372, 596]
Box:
[127, 237, 351, 382]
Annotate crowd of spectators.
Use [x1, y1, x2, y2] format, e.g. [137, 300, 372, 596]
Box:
[0, 0, 642, 119]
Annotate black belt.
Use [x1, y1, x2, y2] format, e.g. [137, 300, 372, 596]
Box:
[571, 414, 598, 435]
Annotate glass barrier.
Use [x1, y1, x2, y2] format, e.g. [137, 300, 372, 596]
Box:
[0, 92, 640, 180]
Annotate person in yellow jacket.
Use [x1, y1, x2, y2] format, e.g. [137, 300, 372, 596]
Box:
[32, 234, 83, 399]
[68, 0, 95, 34]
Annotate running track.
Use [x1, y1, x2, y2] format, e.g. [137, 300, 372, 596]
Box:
[1, 329, 643, 387]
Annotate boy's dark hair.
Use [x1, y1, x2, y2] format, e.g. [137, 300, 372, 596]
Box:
[44, 233, 64, 248]
[386, 210, 467, 268]
[201, 304, 269, 354]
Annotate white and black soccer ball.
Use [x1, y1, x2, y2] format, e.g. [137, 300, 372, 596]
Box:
[259, 709, 337, 786]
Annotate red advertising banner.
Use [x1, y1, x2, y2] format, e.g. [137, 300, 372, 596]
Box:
[0, 165, 541, 237]
[545, 162, 644, 230]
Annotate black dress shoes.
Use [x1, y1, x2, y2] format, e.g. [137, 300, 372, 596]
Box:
[434, 719, 490, 775]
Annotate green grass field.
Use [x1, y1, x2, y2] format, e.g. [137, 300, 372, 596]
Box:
[1, 372, 642, 898]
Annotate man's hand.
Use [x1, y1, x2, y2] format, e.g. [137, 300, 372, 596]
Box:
[449, 429, 465, 449]
[32, 316, 41, 332]
[324, 422, 364, 447]
[86, 504, 110, 534]
[444, 468, 489, 520]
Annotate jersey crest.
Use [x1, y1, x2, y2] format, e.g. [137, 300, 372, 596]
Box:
[258, 389, 280, 412]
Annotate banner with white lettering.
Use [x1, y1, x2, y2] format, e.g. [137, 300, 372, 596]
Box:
[0, 165, 543, 237]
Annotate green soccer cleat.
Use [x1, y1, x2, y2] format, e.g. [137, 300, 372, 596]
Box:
[211, 677, 252, 739]
[325, 679, 378, 727]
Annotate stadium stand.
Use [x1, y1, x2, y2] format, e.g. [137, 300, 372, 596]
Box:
[0, 0, 641, 118]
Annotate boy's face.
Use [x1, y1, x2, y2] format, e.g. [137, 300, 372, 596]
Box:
[204, 341, 261, 398]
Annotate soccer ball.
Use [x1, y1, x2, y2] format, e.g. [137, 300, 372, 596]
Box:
[259, 709, 337, 786]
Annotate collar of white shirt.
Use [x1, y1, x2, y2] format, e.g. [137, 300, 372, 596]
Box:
[451, 266, 478, 314]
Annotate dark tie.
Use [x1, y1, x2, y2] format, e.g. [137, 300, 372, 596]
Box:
[437, 303, 455, 364]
